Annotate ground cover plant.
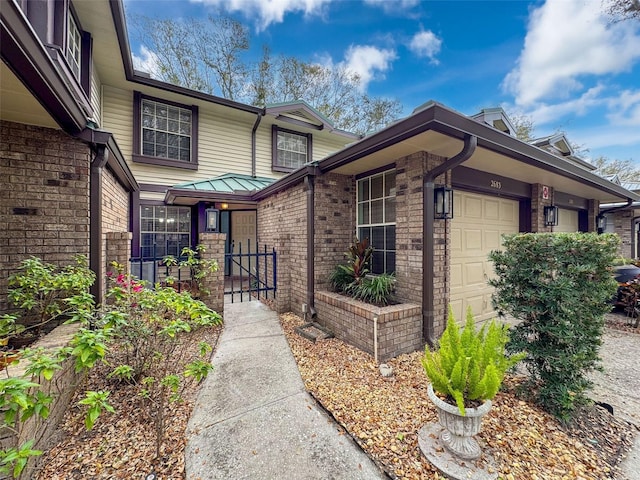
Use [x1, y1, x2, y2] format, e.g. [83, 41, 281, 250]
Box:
[489, 233, 619, 420]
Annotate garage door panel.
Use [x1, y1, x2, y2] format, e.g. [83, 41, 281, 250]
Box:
[463, 230, 483, 251]
[464, 262, 485, 286]
[463, 194, 482, 218]
[554, 208, 579, 233]
[451, 192, 519, 323]
[484, 199, 500, 220]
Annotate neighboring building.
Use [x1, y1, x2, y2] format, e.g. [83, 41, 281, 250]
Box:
[600, 180, 640, 259]
[2, 0, 639, 348]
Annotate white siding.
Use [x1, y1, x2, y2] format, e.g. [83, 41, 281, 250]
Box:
[102, 84, 354, 187]
[89, 62, 101, 126]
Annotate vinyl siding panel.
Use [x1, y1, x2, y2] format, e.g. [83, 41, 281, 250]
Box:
[89, 63, 101, 126]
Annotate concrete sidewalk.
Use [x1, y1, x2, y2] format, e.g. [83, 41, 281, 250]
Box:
[185, 299, 387, 480]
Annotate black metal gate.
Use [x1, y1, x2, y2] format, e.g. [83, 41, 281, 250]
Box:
[225, 240, 277, 303]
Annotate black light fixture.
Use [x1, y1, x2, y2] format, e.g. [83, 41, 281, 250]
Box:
[434, 186, 454, 219]
[205, 208, 219, 232]
[597, 214, 607, 231]
[543, 205, 559, 226]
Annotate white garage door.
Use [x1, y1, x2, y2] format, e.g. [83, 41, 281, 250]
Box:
[553, 208, 579, 233]
[450, 191, 520, 323]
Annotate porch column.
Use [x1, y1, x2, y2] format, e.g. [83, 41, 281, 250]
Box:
[198, 233, 226, 316]
[531, 184, 554, 232]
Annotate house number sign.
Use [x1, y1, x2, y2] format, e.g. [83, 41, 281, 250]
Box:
[490, 180, 502, 189]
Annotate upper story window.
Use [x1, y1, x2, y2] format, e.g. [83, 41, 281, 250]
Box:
[272, 126, 312, 172]
[66, 12, 81, 80]
[133, 92, 199, 170]
[356, 169, 396, 275]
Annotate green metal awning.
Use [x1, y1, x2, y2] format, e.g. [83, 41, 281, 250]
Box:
[173, 173, 276, 193]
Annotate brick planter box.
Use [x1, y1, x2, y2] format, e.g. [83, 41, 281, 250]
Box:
[314, 291, 423, 362]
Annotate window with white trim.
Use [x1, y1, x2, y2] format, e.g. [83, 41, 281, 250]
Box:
[273, 126, 311, 171]
[140, 206, 191, 258]
[356, 170, 396, 275]
[66, 12, 81, 79]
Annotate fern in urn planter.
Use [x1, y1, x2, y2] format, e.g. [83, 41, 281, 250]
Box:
[421, 307, 524, 460]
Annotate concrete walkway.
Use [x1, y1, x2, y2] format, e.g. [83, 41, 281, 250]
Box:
[185, 299, 387, 480]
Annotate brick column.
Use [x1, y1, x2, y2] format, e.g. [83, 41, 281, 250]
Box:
[531, 184, 554, 232]
[198, 233, 226, 316]
[588, 199, 598, 233]
[612, 210, 634, 258]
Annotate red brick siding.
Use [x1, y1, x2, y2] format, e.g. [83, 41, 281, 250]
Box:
[0, 121, 90, 313]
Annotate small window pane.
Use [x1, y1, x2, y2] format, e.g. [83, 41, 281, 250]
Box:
[371, 226, 384, 250]
[385, 172, 396, 196]
[371, 199, 383, 224]
[371, 175, 383, 199]
[143, 142, 154, 156]
[385, 198, 396, 223]
[180, 149, 190, 162]
[371, 251, 384, 275]
[358, 179, 369, 202]
[386, 225, 396, 250]
[156, 144, 167, 158]
[358, 227, 371, 243]
[357, 203, 369, 225]
[386, 252, 396, 274]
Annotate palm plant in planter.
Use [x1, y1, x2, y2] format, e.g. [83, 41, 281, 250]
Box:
[421, 307, 523, 459]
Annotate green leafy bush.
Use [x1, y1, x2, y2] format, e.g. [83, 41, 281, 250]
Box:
[489, 233, 619, 420]
[163, 244, 218, 296]
[329, 238, 395, 306]
[422, 307, 523, 415]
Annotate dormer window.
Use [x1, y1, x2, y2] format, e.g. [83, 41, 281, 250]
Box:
[66, 11, 82, 80]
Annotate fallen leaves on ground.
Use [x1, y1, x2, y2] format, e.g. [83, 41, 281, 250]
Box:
[34, 326, 222, 480]
[280, 312, 638, 480]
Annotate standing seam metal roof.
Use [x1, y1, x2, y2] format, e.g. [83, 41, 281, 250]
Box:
[173, 173, 276, 193]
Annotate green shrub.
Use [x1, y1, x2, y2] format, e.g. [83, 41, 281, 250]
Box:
[328, 265, 354, 293]
[488, 233, 619, 420]
[351, 273, 396, 306]
[422, 307, 523, 415]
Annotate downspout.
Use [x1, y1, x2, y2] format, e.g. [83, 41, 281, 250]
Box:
[90, 144, 109, 306]
[251, 109, 264, 177]
[423, 134, 477, 346]
[305, 167, 318, 318]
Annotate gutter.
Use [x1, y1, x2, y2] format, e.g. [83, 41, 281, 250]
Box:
[423, 134, 477, 346]
[251, 110, 265, 177]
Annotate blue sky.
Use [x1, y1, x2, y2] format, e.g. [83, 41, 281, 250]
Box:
[125, 0, 640, 165]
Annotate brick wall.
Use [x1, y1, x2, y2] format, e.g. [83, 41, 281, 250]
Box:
[101, 167, 131, 300]
[257, 182, 307, 314]
[313, 173, 354, 290]
[0, 121, 90, 313]
[315, 291, 422, 361]
[612, 210, 634, 258]
[531, 183, 554, 232]
[394, 151, 449, 336]
[198, 233, 226, 316]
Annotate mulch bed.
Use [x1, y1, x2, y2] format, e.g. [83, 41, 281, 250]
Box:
[280, 312, 638, 480]
[34, 325, 222, 480]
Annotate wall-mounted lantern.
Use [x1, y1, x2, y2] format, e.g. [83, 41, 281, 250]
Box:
[544, 205, 559, 226]
[597, 214, 607, 232]
[434, 186, 454, 219]
[205, 208, 219, 232]
[220, 202, 229, 210]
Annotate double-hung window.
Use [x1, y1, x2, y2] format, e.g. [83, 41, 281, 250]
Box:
[140, 206, 191, 258]
[272, 126, 312, 172]
[356, 170, 396, 275]
[66, 12, 82, 80]
[133, 92, 198, 169]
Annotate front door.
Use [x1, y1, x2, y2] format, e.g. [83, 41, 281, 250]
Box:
[230, 210, 257, 276]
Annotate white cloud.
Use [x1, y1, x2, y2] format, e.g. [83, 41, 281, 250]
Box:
[408, 30, 442, 63]
[341, 45, 396, 90]
[504, 0, 640, 106]
[607, 89, 640, 127]
[132, 45, 161, 78]
[191, 0, 331, 31]
[364, 0, 420, 13]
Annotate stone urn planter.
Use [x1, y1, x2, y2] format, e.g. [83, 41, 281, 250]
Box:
[427, 383, 492, 460]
